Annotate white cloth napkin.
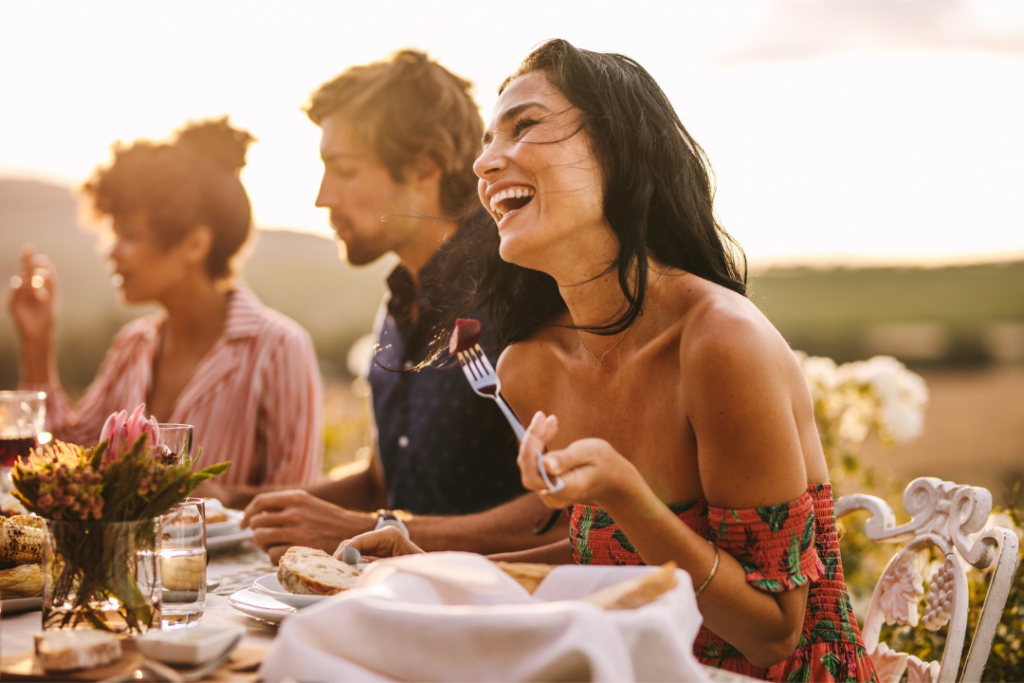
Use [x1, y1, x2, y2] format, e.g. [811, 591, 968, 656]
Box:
[260, 552, 709, 682]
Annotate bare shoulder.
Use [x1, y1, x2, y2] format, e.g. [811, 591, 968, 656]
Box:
[678, 285, 796, 386]
[674, 283, 811, 507]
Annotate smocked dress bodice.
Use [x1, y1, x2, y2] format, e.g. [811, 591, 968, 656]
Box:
[570, 483, 878, 682]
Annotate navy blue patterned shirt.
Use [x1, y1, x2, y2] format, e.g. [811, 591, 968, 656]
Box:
[368, 223, 525, 516]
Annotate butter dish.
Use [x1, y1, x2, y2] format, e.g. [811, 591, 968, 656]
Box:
[135, 625, 243, 665]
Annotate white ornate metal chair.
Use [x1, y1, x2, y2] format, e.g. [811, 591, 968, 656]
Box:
[836, 477, 1020, 683]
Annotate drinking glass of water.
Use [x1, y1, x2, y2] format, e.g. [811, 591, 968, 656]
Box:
[160, 497, 207, 627]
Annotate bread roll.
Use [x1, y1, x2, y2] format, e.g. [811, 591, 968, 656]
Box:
[278, 546, 360, 595]
[0, 563, 42, 597]
[581, 562, 678, 610]
[492, 561, 556, 593]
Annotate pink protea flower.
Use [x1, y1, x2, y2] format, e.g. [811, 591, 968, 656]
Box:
[99, 404, 159, 465]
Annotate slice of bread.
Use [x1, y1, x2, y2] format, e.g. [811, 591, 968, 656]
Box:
[34, 629, 122, 672]
[0, 563, 42, 597]
[581, 562, 678, 610]
[492, 561, 556, 593]
[278, 546, 360, 595]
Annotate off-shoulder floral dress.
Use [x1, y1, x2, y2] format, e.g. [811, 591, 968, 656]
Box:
[570, 483, 878, 682]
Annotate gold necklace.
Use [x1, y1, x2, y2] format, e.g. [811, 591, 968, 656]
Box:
[580, 322, 635, 366]
[579, 270, 667, 366]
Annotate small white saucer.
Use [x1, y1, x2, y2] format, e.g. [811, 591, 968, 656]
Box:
[227, 588, 295, 623]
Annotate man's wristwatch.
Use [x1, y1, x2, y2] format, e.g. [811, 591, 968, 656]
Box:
[375, 509, 410, 539]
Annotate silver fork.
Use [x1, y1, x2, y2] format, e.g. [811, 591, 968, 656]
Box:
[457, 345, 565, 493]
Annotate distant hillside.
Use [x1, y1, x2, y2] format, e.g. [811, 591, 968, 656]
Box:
[752, 262, 1024, 364]
[2, 178, 1022, 394]
[0, 178, 389, 391]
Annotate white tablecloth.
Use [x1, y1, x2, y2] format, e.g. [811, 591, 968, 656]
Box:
[0, 542, 757, 682]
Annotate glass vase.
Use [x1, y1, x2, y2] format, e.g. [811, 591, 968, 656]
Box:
[41, 517, 162, 635]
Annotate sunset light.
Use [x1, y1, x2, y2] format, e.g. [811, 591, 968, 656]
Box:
[2, 0, 1023, 264]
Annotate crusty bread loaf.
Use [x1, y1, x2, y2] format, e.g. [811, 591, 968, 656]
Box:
[0, 562, 42, 597]
[581, 562, 678, 610]
[492, 561, 556, 593]
[34, 629, 122, 672]
[278, 546, 360, 595]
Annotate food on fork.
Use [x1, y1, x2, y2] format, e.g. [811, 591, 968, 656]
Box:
[0, 562, 42, 597]
[278, 546, 361, 595]
[581, 562, 678, 610]
[449, 318, 483, 355]
[34, 629, 122, 673]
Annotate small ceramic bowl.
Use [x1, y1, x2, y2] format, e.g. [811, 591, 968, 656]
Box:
[136, 625, 244, 665]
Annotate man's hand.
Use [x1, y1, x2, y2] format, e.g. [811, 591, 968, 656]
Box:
[241, 490, 376, 564]
[335, 526, 425, 562]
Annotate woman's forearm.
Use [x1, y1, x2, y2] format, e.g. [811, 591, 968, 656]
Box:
[601, 489, 806, 668]
[19, 335, 56, 386]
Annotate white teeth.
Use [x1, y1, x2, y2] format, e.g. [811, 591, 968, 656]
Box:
[488, 186, 535, 218]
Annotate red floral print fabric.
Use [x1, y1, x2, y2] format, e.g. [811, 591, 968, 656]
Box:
[569, 483, 878, 682]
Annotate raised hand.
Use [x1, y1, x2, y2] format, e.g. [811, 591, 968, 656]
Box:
[7, 245, 58, 344]
[518, 411, 645, 510]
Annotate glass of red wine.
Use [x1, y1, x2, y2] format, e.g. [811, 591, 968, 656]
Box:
[157, 423, 194, 464]
[0, 390, 47, 493]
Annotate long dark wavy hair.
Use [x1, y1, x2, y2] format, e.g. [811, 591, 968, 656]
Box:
[430, 39, 746, 360]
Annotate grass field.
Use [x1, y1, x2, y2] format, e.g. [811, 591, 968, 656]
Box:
[752, 261, 1024, 363]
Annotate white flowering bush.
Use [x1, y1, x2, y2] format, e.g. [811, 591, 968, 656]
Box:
[795, 352, 928, 476]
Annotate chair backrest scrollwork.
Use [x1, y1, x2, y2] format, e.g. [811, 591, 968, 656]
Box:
[836, 477, 1019, 683]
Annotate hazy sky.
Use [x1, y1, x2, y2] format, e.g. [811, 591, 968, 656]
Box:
[2, 0, 1023, 264]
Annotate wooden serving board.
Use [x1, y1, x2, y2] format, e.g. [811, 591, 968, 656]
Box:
[0, 639, 265, 682]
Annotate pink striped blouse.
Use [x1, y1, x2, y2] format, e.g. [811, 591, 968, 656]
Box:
[27, 286, 323, 486]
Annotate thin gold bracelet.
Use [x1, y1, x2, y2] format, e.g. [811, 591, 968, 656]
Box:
[694, 541, 720, 597]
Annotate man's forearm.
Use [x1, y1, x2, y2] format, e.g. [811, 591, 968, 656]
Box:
[305, 463, 388, 512]
[403, 494, 569, 555]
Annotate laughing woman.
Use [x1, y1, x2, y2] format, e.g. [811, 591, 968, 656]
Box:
[476, 41, 876, 682]
[7, 119, 323, 502]
[347, 41, 878, 682]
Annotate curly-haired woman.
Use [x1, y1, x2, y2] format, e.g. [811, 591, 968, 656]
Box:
[7, 119, 323, 501]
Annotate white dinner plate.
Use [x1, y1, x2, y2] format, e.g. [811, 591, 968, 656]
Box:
[1, 596, 42, 615]
[252, 574, 331, 609]
[227, 588, 295, 623]
[207, 528, 254, 553]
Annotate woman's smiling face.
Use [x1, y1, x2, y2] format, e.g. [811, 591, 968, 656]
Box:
[474, 71, 610, 271]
